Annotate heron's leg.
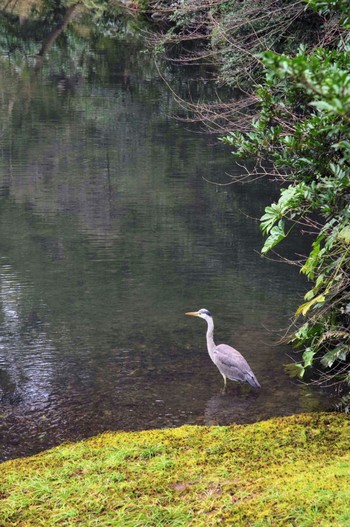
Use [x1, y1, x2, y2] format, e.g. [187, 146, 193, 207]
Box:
[222, 374, 227, 393]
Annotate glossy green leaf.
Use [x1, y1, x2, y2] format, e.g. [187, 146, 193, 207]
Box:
[261, 220, 286, 254]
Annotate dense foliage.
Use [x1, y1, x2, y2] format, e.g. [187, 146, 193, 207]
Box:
[222, 0, 350, 402]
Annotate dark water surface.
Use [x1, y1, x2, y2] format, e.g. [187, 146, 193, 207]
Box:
[0, 22, 330, 461]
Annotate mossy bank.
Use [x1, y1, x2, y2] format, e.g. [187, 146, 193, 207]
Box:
[1, 413, 350, 527]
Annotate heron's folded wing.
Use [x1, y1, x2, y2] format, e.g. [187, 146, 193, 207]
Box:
[213, 344, 249, 381]
[215, 344, 251, 370]
[215, 344, 261, 387]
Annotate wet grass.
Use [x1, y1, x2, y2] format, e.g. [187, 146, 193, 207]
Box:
[1, 413, 350, 526]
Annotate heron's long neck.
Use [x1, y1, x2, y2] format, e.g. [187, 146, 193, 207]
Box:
[206, 318, 216, 357]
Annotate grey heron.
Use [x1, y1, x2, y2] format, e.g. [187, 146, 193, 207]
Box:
[185, 308, 261, 391]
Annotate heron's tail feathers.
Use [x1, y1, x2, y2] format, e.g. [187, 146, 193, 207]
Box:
[246, 372, 261, 389]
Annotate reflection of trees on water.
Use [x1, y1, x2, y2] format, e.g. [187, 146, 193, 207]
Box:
[34, 3, 80, 72]
[0, 3, 218, 242]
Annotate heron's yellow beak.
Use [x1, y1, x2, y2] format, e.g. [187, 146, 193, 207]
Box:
[185, 311, 200, 316]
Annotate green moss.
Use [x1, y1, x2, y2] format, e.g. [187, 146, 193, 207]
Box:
[1, 413, 350, 526]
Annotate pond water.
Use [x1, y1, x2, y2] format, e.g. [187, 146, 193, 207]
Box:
[0, 13, 331, 461]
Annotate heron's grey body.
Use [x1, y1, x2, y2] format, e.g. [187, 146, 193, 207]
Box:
[186, 308, 261, 390]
